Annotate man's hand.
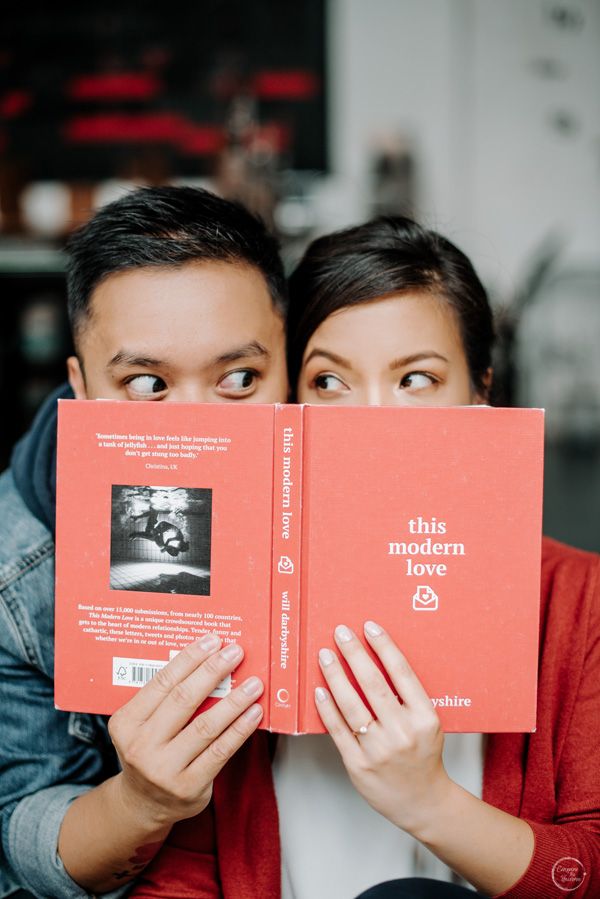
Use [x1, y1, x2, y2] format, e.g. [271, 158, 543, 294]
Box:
[110, 633, 264, 828]
[59, 634, 264, 892]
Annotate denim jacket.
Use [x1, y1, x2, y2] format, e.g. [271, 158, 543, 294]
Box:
[0, 468, 129, 899]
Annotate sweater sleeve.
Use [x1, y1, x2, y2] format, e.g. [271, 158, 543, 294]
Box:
[497, 552, 600, 898]
[128, 732, 280, 899]
[129, 811, 221, 899]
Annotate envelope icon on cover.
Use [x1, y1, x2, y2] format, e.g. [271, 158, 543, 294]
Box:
[412, 585, 439, 611]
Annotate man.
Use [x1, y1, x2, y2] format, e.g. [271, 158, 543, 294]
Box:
[0, 186, 288, 897]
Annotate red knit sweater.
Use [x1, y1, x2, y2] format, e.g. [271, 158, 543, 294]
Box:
[133, 538, 600, 898]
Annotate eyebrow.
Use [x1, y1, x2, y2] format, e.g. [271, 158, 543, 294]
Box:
[213, 341, 271, 365]
[108, 352, 163, 369]
[108, 341, 271, 370]
[388, 351, 449, 370]
[303, 348, 351, 368]
[303, 348, 449, 370]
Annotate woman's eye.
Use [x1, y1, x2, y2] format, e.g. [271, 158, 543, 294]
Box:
[125, 375, 167, 398]
[314, 373, 346, 393]
[400, 372, 436, 391]
[218, 369, 257, 395]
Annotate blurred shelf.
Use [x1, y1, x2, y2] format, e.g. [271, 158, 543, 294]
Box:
[0, 240, 66, 274]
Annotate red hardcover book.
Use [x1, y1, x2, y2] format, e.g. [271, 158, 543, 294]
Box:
[55, 401, 544, 733]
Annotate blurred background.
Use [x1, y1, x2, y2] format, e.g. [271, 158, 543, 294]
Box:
[0, 0, 598, 550]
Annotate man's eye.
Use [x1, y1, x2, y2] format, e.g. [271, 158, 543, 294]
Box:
[314, 373, 346, 392]
[218, 369, 257, 394]
[125, 375, 167, 398]
[400, 372, 436, 391]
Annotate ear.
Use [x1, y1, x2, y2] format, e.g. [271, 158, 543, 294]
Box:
[473, 367, 493, 405]
[67, 356, 88, 399]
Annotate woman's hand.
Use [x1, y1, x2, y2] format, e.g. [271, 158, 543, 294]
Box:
[315, 621, 537, 896]
[314, 620, 451, 838]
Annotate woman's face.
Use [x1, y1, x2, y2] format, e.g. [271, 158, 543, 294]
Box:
[297, 292, 486, 407]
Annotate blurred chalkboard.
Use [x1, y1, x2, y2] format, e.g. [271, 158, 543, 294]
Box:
[0, 0, 326, 179]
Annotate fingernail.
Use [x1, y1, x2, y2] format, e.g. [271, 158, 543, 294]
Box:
[220, 643, 243, 662]
[364, 620, 383, 638]
[319, 648, 335, 667]
[335, 624, 353, 643]
[315, 686, 328, 703]
[198, 633, 221, 652]
[241, 676, 263, 697]
[244, 703, 263, 721]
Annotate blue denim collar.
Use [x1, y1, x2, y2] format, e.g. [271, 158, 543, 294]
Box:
[10, 382, 73, 535]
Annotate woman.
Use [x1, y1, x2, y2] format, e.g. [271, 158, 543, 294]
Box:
[132, 218, 599, 898]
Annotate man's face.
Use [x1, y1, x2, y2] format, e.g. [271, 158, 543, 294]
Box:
[67, 261, 288, 405]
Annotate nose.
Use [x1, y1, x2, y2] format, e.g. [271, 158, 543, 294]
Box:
[357, 381, 408, 407]
[363, 382, 385, 406]
[168, 382, 211, 404]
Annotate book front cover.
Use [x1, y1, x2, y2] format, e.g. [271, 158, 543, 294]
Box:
[297, 405, 544, 733]
[55, 400, 276, 720]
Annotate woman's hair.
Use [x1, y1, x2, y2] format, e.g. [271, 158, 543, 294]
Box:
[287, 216, 495, 397]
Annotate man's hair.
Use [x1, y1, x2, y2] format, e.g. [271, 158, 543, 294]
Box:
[66, 186, 286, 344]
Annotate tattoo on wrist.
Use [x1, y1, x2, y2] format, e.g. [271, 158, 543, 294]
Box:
[111, 840, 165, 880]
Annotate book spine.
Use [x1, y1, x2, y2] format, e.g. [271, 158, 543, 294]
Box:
[269, 404, 304, 733]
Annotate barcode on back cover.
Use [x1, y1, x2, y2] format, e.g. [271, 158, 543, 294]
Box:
[111, 656, 232, 697]
[168, 650, 232, 698]
[112, 656, 167, 687]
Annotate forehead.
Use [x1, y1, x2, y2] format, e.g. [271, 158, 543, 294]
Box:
[81, 261, 282, 354]
[305, 292, 464, 356]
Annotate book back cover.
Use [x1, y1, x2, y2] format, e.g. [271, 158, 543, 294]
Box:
[55, 400, 276, 720]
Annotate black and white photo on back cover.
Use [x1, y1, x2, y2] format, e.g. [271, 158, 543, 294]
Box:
[109, 485, 212, 595]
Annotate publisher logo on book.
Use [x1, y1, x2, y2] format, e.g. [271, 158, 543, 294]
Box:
[552, 857, 586, 891]
[412, 585, 438, 611]
[278, 555, 294, 575]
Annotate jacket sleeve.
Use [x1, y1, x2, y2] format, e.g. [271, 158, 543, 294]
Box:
[497, 553, 600, 899]
[4, 786, 131, 899]
[0, 602, 128, 898]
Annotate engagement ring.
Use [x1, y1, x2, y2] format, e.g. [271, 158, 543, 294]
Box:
[352, 717, 375, 737]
